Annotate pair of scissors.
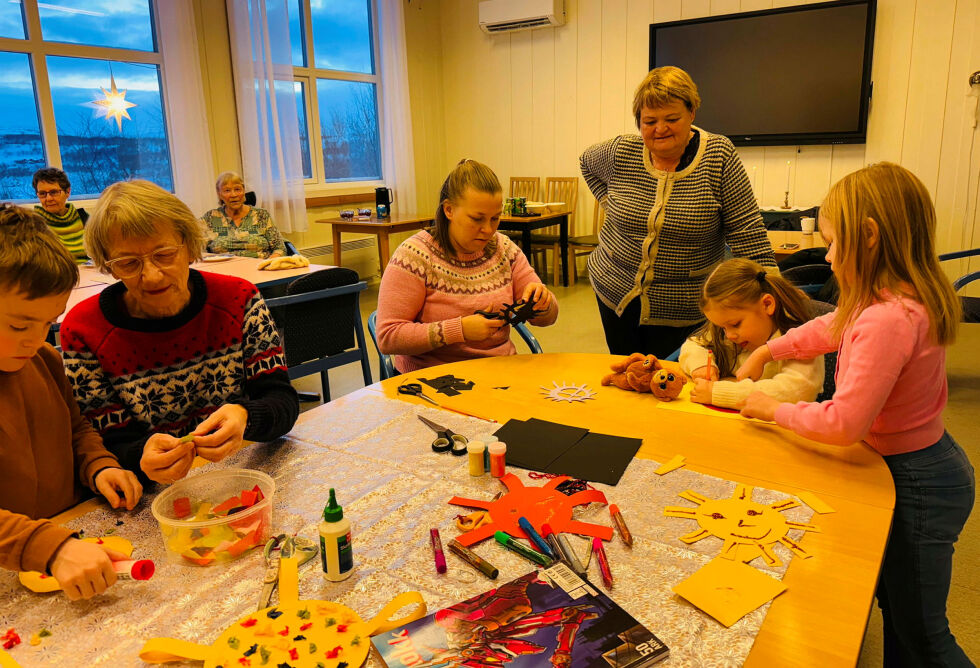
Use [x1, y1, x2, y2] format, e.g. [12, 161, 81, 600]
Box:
[417, 415, 468, 455]
[398, 382, 439, 406]
[257, 534, 319, 610]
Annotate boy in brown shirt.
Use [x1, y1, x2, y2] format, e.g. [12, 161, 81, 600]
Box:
[0, 203, 142, 600]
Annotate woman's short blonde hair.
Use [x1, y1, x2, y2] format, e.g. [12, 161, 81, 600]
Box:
[85, 180, 206, 270]
[215, 171, 245, 192]
[632, 66, 701, 128]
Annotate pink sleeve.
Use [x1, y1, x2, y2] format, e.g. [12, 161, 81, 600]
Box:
[376, 263, 465, 355]
[507, 242, 558, 326]
[774, 309, 915, 445]
[767, 311, 839, 360]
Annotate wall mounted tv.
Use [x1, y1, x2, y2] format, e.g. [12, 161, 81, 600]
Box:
[649, 0, 876, 146]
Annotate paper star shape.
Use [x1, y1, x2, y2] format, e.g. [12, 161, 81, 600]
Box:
[92, 74, 137, 131]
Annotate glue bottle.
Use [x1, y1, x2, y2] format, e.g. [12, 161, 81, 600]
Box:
[467, 441, 486, 477]
[489, 441, 507, 478]
[319, 488, 353, 581]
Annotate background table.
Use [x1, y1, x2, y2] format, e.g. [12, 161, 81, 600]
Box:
[498, 211, 570, 286]
[768, 230, 826, 261]
[315, 213, 433, 274]
[380, 354, 895, 667]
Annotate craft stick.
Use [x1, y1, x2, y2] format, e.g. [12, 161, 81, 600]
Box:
[437, 404, 496, 421]
[796, 490, 836, 514]
[655, 455, 687, 475]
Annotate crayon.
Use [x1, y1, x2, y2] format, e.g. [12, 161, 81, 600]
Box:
[429, 528, 447, 574]
[592, 538, 613, 588]
[447, 540, 498, 579]
[609, 504, 633, 547]
[494, 531, 552, 567]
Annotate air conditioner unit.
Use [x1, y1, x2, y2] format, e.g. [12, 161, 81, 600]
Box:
[478, 0, 565, 34]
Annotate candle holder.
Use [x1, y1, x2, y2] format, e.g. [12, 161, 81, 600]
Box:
[783, 190, 790, 209]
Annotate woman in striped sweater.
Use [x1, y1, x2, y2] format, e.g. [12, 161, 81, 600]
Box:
[580, 66, 776, 358]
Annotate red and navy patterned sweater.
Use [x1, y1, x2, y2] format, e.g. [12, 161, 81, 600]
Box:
[60, 270, 298, 478]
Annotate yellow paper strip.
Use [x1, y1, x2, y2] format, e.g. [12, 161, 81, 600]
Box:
[779, 535, 812, 559]
[655, 454, 687, 475]
[679, 489, 708, 504]
[797, 491, 836, 514]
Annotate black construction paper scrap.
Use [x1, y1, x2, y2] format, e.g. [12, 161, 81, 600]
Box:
[418, 374, 475, 396]
[544, 432, 642, 486]
[492, 418, 588, 471]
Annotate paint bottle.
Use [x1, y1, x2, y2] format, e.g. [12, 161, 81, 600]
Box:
[467, 441, 486, 477]
[319, 488, 353, 581]
[473, 432, 496, 471]
[489, 441, 507, 478]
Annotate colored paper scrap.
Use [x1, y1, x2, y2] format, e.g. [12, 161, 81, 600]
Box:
[797, 490, 836, 514]
[673, 557, 787, 627]
[654, 454, 687, 475]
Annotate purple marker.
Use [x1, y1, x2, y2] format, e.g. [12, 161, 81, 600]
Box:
[430, 528, 447, 574]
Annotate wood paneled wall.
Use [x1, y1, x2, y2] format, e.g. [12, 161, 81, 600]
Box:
[406, 0, 980, 275]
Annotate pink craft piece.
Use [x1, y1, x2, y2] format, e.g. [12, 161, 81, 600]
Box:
[449, 473, 613, 547]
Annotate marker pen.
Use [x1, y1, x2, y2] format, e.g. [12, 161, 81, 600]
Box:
[429, 528, 447, 574]
[494, 531, 552, 567]
[542, 524, 586, 578]
[592, 538, 614, 588]
[609, 504, 633, 547]
[447, 540, 498, 579]
[517, 517, 555, 559]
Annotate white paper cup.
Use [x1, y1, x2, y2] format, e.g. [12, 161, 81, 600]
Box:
[801, 217, 816, 235]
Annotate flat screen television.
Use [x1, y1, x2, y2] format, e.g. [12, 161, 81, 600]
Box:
[649, 0, 876, 146]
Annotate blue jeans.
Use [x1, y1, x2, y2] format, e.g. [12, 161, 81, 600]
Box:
[878, 432, 975, 667]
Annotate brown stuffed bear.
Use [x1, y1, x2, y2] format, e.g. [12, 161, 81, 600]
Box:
[601, 352, 687, 400]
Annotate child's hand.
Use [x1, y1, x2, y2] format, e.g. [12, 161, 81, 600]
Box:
[735, 345, 773, 381]
[462, 307, 507, 342]
[140, 434, 196, 484]
[49, 539, 125, 601]
[521, 283, 554, 313]
[192, 404, 248, 462]
[740, 391, 782, 422]
[690, 379, 714, 404]
[691, 365, 718, 381]
[94, 468, 143, 511]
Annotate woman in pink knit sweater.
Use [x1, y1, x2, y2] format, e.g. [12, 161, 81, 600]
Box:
[377, 160, 558, 373]
[738, 163, 973, 667]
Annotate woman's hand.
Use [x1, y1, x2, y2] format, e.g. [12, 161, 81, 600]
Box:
[140, 434, 196, 484]
[740, 391, 782, 422]
[691, 364, 718, 381]
[461, 306, 508, 342]
[690, 379, 714, 404]
[521, 283, 554, 313]
[192, 404, 249, 462]
[49, 539, 127, 601]
[94, 468, 143, 511]
[735, 345, 773, 381]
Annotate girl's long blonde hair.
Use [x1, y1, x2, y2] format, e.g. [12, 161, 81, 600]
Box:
[821, 162, 960, 345]
[693, 259, 814, 376]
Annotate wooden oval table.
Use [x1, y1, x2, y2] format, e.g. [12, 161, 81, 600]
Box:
[375, 353, 895, 667]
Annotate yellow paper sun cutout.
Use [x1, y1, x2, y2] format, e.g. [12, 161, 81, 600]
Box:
[92, 74, 137, 131]
[664, 484, 819, 567]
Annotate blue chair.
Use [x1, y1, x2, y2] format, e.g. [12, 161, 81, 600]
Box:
[265, 268, 372, 403]
[940, 248, 980, 323]
[367, 311, 545, 381]
[284, 239, 299, 256]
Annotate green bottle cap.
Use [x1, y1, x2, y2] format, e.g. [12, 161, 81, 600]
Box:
[323, 488, 344, 522]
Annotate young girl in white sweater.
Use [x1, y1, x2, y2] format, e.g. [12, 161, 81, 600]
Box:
[680, 258, 823, 408]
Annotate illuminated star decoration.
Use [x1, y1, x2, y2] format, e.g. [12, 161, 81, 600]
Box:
[92, 74, 137, 131]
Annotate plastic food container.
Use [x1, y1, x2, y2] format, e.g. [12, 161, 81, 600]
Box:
[151, 468, 275, 566]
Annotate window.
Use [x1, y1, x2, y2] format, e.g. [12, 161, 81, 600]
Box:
[0, 0, 172, 201]
[288, 0, 383, 186]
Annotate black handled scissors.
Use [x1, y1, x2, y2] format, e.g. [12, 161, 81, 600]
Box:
[398, 382, 439, 406]
[418, 415, 468, 455]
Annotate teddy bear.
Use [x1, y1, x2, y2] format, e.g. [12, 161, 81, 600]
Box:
[601, 352, 687, 400]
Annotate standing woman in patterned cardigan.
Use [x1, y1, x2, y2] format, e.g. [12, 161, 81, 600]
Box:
[376, 159, 558, 373]
[581, 66, 776, 357]
[60, 180, 299, 486]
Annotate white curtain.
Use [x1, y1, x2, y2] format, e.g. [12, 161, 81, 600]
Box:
[225, 0, 308, 233]
[378, 0, 417, 216]
[156, 1, 216, 216]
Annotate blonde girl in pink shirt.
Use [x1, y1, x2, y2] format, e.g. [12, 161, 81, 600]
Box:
[738, 162, 973, 666]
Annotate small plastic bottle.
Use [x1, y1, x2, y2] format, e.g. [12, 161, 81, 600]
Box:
[319, 488, 353, 581]
[467, 441, 486, 477]
[489, 441, 507, 478]
[473, 432, 496, 471]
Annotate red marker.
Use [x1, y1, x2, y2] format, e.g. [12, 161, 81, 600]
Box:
[592, 538, 613, 588]
[430, 528, 447, 574]
[706, 350, 715, 381]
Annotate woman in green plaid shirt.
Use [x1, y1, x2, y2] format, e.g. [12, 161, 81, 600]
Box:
[200, 172, 286, 259]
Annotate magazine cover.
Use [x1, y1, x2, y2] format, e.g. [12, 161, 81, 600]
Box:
[372, 564, 668, 668]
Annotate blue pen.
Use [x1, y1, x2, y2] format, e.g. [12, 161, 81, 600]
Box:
[518, 517, 555, 559]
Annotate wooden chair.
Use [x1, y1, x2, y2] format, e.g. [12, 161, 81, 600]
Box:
[564, 201, 605, 284]
[529, 177, 578, 284]
[509, 176, 540, 201]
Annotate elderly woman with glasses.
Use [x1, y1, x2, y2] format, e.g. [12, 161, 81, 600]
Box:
[59, 180, 299, 485]
[200, 171, 286, 259]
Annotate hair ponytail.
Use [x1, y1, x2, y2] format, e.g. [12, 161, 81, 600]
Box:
[431, 159, 502, 256]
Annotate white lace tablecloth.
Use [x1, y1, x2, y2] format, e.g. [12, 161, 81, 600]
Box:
[0, 396, 814, 667]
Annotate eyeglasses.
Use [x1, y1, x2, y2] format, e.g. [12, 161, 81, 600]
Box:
[220, 186, 245, 195]
[37, 189, 64, 199]
[105, 245, 184, 278]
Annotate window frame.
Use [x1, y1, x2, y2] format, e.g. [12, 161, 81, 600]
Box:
[291, 0, 385, 193]
[0, 0, 171, 202]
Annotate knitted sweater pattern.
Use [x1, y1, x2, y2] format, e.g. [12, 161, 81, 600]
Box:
[34, 203, 88, 263]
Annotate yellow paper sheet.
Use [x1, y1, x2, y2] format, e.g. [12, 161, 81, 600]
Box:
[673, 557, 787, 627]
[797, 490, 836, 514]
[655, 383, 758, 422]
[654, 454, 687, 475]
[0, 648, 21, 668]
